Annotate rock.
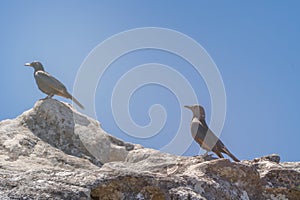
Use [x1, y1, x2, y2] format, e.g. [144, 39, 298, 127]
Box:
[253, 154, 281, 163]
[18, 99, 138, 165]
[0, 99, 299, 199]
[0, 99, 139, 199]
[250, 158, 300, 200]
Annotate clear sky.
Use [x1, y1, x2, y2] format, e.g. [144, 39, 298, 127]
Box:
[0, 1, 299, 161]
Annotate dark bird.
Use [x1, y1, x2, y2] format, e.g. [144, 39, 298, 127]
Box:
[185, 105, 239, 162]
[25, 61, 84, 109]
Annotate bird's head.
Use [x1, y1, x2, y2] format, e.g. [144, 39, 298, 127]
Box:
[25, 61, 44, 71]
[184, 104, 205, 119]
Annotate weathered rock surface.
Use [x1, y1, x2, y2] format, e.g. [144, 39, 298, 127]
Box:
[0, 99, 299, 199]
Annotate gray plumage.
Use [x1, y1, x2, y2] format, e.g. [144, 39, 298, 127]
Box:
[25, 61, 84, 109]
[185, 105, 239, 162]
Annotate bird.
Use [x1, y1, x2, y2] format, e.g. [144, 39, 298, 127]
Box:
[25, 61, 84, 109]
[184, 104, 240, 162]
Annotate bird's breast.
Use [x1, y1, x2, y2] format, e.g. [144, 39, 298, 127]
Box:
[190, 118, 202, 138]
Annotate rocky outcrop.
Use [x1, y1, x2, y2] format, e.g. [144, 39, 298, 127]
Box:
[0, 99, 299, 199]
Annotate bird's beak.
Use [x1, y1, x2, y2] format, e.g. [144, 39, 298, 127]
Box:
[184, 105, 192, 110]
[24, 63, 31, 67]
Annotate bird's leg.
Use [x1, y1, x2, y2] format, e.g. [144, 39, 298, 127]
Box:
[203, 151, 209, 157]
[42, 94, 54, 100]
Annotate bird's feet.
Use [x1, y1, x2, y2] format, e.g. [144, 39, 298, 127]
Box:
[201, 152, 215, 161]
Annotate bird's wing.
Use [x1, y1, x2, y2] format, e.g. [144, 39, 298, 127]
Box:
[191, 118, 222, 151]
[204, 128, 223, 151]
[191, 119, 210, 150]
[35, 71, 67, 95]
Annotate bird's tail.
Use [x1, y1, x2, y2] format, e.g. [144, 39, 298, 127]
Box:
[72, 96, 84, 109]
[66, 93, 84, 109]
[223, 147, 240, 162]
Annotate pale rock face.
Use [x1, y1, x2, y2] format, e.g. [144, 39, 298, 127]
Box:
[0, 99, 299, 199]
[18, 99, 137, 165]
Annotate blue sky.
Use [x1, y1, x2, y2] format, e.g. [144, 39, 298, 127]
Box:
[0, 1, 299, 161]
